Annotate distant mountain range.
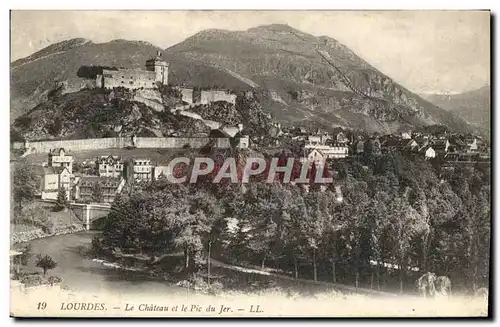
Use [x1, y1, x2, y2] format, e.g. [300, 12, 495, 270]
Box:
[420, 86, 490, 133]
[11, 24, 478, 135]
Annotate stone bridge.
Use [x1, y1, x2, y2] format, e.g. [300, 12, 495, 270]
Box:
[70, 203, 112, 230]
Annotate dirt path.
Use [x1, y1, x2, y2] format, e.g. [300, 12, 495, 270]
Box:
[209, 258, 398, 298]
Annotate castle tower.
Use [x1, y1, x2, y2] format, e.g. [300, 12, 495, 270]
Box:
[146, 51, 169, 85]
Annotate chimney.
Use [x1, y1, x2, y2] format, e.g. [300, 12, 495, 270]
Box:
[157, 50, 162, 57]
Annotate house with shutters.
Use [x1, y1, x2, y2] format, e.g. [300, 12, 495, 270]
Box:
[48, 148, 74, 174]
[125, 158, 153, 181]
[96, 155, 124, 178]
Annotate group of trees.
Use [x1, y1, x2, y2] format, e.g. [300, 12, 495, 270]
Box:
[94, 148, 490, 294]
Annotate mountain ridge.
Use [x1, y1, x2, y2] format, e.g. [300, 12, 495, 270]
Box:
[421, 85, 490, 133]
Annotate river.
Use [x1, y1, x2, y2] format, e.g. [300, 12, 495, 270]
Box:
[20, 231, 186, 297]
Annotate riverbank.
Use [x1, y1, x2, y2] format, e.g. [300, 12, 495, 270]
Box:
[11, 223, 86, 245]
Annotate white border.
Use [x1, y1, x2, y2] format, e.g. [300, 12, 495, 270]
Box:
[2, 1, 497, 326]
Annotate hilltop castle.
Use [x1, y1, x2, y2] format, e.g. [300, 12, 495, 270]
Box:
[95, 51, 168, 90]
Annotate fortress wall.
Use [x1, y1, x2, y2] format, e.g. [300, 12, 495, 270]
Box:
[133, 95, 164, 112]
[23, 138, 130, 154]
[178, 111, 203, 120]
[200, 90, 237, 105]
[135, 137, 230, 148]
[179, 88, 194, 104]
[17, 137, 231, 154]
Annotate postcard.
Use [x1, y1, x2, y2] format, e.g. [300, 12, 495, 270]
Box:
[9, 10, 491, 318]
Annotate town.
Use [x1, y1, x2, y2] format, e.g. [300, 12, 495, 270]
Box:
[25, 123, 490, 206]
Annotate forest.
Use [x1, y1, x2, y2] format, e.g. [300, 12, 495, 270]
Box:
[92, 148, 491, 294]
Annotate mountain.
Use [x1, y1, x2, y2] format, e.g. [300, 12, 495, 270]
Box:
[11, 24, 476, 135]
[164, 24, 475, 134]
[421, 86, 490, 133]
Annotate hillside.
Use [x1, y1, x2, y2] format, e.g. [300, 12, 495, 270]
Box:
[11, 88, 214, 141]
[421, 86, 490, 132]
[11, 85, 275, 142]
[11, 24, 476, 134]
[10, 39, 251, 122]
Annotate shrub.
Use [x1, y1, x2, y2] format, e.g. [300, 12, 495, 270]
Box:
[47, 276, 63, 286]
[21, 274, 43, 286]
[41, 219, 56, 234]
[208, 280, 224, 295]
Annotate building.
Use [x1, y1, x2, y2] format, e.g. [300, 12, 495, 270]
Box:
[381, 138, 419, 152]
[153, 166, 173, 181]
[126, 158, 153, 181]
[405, 139, 419, 151]
[96, 155, 124, 178]
[306, 135, 323, 145]
[431, 139, 450, 155]
[335, 132, 349, 144]
[465, 138, 479, 152]
[96, 51, 168, 90]
[422, 146, 436, 160]
[75, 176, 125, 204]
[304, 143, 349, 159]
[237, 135, 250, 149]
[354, 140, 364, 154]
[306, 148, 326, 164]
[401, 132, 412, 140]
[40, 167, 72, 201]
[48, 148, 73, 174]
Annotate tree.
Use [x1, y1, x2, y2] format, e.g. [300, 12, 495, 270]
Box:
[386, 191, 427, 293]
[91, 182, 103, 203]
[298, 191, 330, 282]
[35, 254, 57, 276]
[55, 187, 69, 211]
[235, 184, 294, 270]
[13, 162, 39, 213]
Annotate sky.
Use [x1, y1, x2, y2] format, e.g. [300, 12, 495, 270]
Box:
[10, 10, 490, 94]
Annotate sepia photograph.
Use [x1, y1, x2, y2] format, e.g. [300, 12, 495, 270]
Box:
[8, 9, 491, 318]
